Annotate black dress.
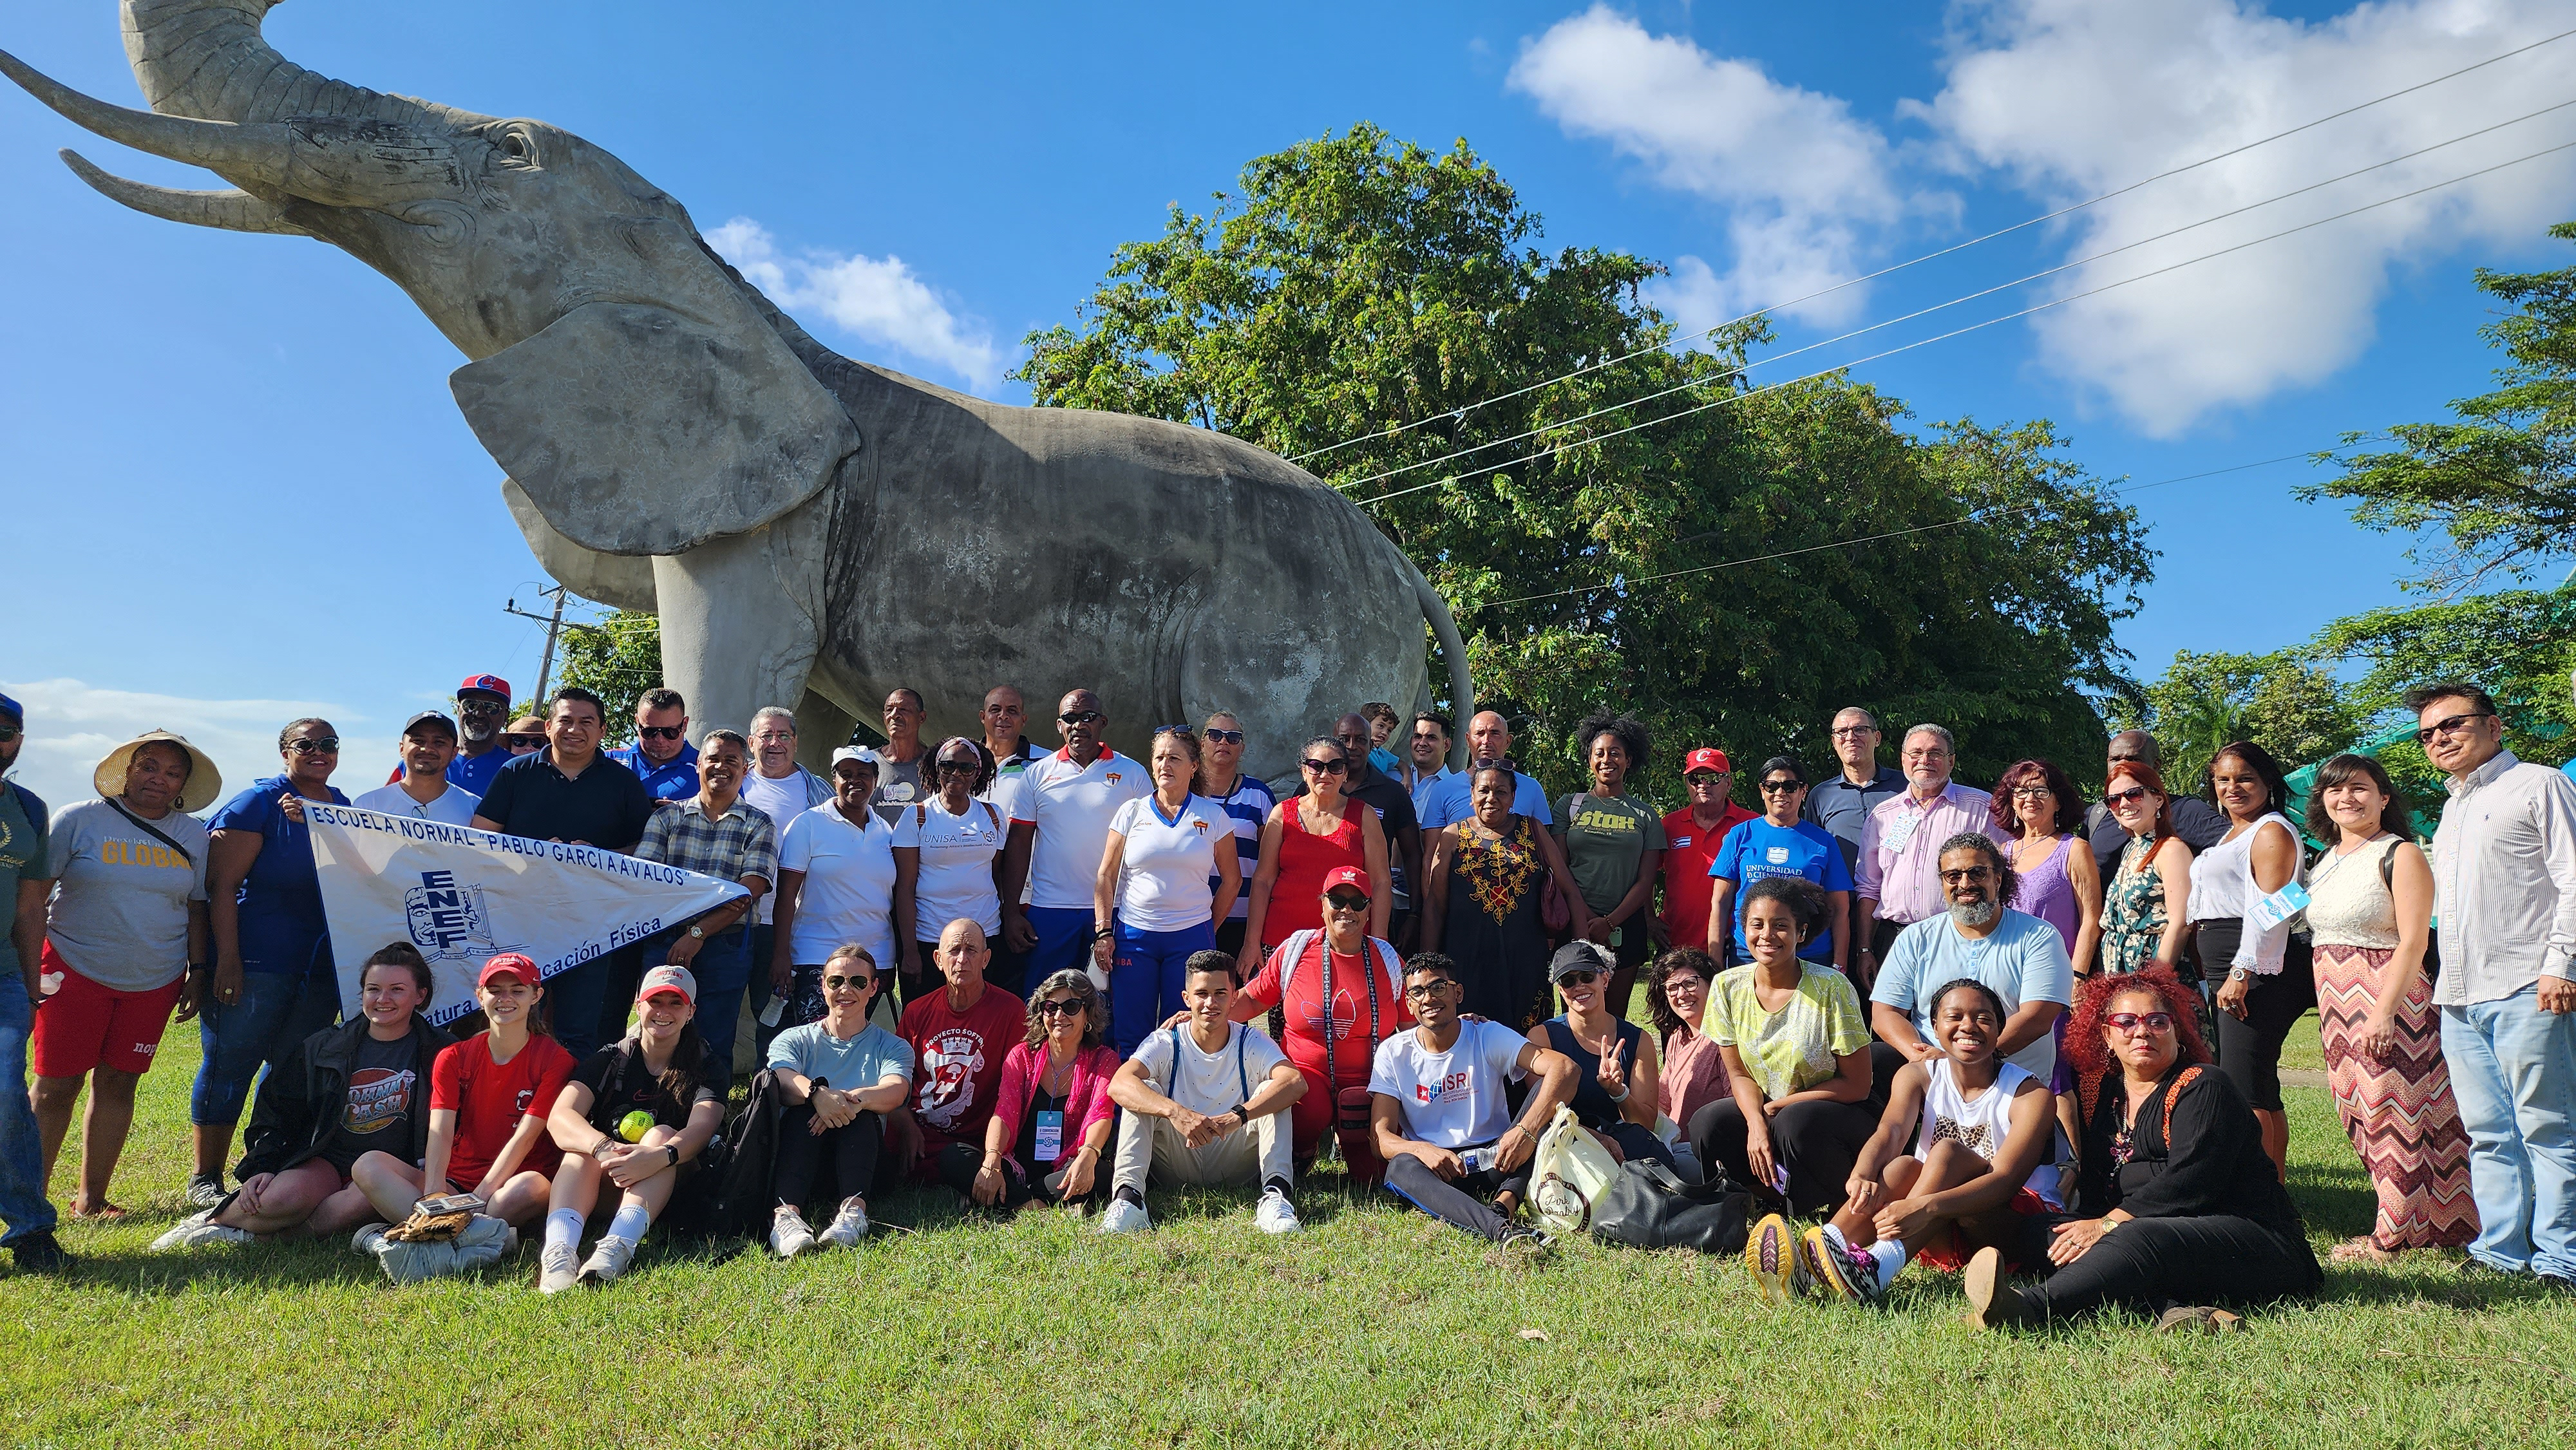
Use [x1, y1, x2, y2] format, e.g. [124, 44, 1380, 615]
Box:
[1442, 816, 1552, 1031]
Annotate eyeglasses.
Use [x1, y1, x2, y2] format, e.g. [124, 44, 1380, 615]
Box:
[1059, 710, 1103, 726]
[1758, 778, 1803, 793]
[1302, 757, 1348, 775]
[822, 974, 871, 991]
[1900, 748, 1948, 762]
[1689, 771, 1731, 783]
[1038, 998, 1088, 1017]
[2104, 786, 2151, 808]
[2009, 786, 2054, 799]
[2107, 1011, 2175, 1035]
[1204, 729, 1244, 744]
[1830, 726, 1876, 739]
[287, 737, 340, 755]
[1405, 981, 1454, 1000]
[1557, 969, 1599, 987]
[1325, 892, 1370, 911]
[1938, 868, 1994, 884]
[637, 724, 685, 741]
[2414, 711, 2494, 744]
[753, 730, 795, 745]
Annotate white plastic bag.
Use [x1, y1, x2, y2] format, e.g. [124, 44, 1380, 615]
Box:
[1528, 1103, 1619, 1234]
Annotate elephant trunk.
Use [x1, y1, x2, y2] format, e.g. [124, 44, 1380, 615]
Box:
[122, 0, 492, 128]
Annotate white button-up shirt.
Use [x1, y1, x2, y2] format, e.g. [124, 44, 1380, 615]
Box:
[2430, 751, 2576, 1006]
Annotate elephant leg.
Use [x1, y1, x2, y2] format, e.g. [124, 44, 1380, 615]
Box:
[793, 690, 858, 775]
[652, 525, 819, 742]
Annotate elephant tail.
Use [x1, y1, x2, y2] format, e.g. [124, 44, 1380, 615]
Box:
[1393, 546, 1476, 769]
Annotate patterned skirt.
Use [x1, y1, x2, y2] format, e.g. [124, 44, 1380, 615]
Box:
[2313, 943, 2478, 1250]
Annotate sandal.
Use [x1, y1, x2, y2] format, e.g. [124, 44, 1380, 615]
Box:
[2152, 1304, 2244, 1334]
[68, 1199, 128, 1219]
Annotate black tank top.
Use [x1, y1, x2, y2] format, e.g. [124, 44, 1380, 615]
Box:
[1542, 1017, 1642, 1129]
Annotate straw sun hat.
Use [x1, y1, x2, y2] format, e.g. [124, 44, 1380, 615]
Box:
[93, 731, 223, 813]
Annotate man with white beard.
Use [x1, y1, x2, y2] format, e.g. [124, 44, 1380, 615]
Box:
[1865, 834, 2074, 1084]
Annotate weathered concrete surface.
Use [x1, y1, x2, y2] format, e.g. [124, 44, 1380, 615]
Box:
[9, 1, 1475, 778]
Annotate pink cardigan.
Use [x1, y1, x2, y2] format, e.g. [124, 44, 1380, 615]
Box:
[989, 1041, 1121, 1171]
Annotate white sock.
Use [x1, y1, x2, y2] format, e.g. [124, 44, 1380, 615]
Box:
[1819, 1222, 1850, 1252]
[544, 1209, 583, 1254]
[1868, 1239, 1909, 1282]
[606, 1203, 652, 1245]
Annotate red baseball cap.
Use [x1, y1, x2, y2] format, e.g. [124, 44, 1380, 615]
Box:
[457, 673, 513, 702]
[1321, 865, 1372, 899]
[478, 953, 540, 988]
[1684, 747, 1732, 775]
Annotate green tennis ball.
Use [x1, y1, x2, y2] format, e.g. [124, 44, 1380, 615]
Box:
[617, 1110, 655, 1143]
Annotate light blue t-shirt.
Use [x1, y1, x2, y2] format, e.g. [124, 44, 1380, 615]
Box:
[1416, 769, 1554, 831]
[1709, 818, 1853, 960]
[1868, 909, 2074, 1082]
[766, 1020, 913, 1091]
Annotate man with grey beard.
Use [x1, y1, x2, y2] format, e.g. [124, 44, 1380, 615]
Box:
[1865, 834, 2074, 1084]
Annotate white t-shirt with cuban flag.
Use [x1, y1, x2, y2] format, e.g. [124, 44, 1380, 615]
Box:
[1017, 747, 1150, 911]
[1368, 1017, 1530, 1149]
[1107, 792, 1232, 932]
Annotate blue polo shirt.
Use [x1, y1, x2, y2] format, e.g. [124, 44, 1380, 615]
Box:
[446, 746, 513, 799]
[1803, 766, 1905, 875]
[1416, 769, 1554, 830]
[207, 774, 351, 975]
[609, 739, 701, 800]
[1708, 818, 1852, 961]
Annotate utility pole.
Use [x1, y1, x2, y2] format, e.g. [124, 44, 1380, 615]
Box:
[502, 584, 592, 704]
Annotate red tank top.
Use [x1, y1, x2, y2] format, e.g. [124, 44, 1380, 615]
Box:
[1263, 798, 1365, 945]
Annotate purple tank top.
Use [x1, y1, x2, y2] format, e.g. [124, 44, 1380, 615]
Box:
[2012, 834, 2081, 952]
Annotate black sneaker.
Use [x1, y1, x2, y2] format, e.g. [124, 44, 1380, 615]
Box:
[184, 1173, 227, 1210]
[10, 1230, 73, 1274]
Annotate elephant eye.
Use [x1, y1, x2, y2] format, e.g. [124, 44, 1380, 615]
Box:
[497, 129, 535, 164]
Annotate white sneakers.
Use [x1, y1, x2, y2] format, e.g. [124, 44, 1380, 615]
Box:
[1096, 1197, 1151, 1235]
[149, 1209, 254, 1252]
[536, 1243, 582, 1295]
[1255, 1187, 1302, 1236]
[770, 1207, 817, 1259]
[576, 1234, 636, 1286]
[819, 1197, 871, 1248]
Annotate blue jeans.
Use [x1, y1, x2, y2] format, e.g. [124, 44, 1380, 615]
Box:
[1109, 919, 1215, 1054]
[639, 925, 750, 1067]
[1024, 905, 1098, 988]
[0, 973, 57, 1243]
[192, 966, 339, 1128]
[2441, 988, 2576, 1278]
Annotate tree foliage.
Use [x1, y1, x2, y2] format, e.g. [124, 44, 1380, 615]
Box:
[1016, 125, 2155, 798]
[2110, 648, 2360, 789]
[554, 608, 663, 748]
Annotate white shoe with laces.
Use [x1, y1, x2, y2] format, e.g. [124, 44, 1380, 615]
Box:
[576, 1234, 636, 1286]
[536, 1243, 582, 1295]
[1255, 1187, 1301, 1235]
[150, 1209, 254, 1252]
[1096, 1197, 1151, 1235]
[819, 1197, 869, 1248]
[770, 1207, 816, 1259]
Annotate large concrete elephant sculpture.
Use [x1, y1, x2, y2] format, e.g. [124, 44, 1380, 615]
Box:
[4, 1, 1472, 779]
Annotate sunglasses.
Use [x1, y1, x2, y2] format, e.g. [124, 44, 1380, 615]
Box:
[505, 734, 546, 750]
[1758, 778, 1803, 793]
[936, 759, 981, 776]
[1405, 981, 1454, 1000]
[286, 737, 340, 755]
[1153, 724, 1195, 737]
[822, 973, 871, 991]
[1557, 969, 1600, 987]
[1938, 868, 1994, 884]
[1204, 728, 1244, 745]
[456, 699, 509, 716]
[0, 725, 17, 743]
[1038, 998, 1088, 1017]
[1059, 710, 1103, 726]
[637, 724, 685, 741]
[1325, 892, 1370, 911]
[2104, 786, 2152, 807]
[1302, 757, 1348, 774]
[2107, 1011, 2175, 1034]
[2414, 711, 2494, 744]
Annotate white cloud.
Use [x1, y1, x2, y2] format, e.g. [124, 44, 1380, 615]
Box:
[1, 679, 365, 820]
[1510, 5, 1914, 325]
[706, 218, 1007, 393]
[1912, 0, 2576, 434]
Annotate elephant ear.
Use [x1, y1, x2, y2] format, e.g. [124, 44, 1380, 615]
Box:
[451, 301, 858, 556]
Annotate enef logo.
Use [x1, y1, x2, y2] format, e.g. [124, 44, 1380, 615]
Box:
[404, 868, 519, 963]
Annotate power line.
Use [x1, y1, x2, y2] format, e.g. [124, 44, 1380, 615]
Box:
[1325, 95, 2576, 496]
[1285, 24, 2576, 469]
[1355, 135, 2576, 509]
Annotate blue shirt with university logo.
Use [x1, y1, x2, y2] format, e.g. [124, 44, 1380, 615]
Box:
[1709, 818, 1852, 961]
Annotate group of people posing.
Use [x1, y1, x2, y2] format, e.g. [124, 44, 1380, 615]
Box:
[0, 675, 2567, 1331]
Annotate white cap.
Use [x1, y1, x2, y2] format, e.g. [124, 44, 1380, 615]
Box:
[831, 745, 880, 769]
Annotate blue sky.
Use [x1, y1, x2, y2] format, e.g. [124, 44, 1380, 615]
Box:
[6, 1, 2574, 808]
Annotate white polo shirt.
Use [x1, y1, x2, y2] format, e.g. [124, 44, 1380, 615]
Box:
[1108, 792, 1231, 932]
[1018, 746, 1150, 911]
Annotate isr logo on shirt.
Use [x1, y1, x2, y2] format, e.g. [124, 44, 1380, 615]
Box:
[1414, 1069, 1473, 1105]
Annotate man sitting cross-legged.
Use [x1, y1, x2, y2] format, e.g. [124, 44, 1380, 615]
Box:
[1369, 952, 1579, 1248]
[1101, 952, 1307, 1235]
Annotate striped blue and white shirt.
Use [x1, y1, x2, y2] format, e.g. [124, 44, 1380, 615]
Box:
[1204, 773, 1277, 922]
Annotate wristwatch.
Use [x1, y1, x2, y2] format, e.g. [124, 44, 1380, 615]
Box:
[663, 1144, 680, 1168]
[2228, 966, 2252, 984]
[1229, 1102, 1254, 1125]
[688, 925, 706, 940]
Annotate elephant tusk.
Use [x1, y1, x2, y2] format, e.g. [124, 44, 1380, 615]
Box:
[59, 149, 310, 236]
[0, 48, 294, 193]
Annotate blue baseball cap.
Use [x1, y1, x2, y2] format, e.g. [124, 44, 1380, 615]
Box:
[0, 692, 21, 724]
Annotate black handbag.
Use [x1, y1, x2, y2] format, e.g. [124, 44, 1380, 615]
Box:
[1587, 1158, 1751, 1254]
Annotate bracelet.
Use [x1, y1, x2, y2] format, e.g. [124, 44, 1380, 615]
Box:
[1605, 1084, 1629, 1104]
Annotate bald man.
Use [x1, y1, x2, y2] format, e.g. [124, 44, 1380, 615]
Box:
[887, 919, 1027, 1185]
[1413, 711, 1554, 832]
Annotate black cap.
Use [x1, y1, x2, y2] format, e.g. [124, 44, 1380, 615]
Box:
[401, 710, 459, 739]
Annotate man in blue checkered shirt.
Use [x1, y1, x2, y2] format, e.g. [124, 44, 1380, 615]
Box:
[636, 728, 777, 1060]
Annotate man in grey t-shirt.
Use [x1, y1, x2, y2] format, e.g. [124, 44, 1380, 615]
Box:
[0, 693, 68, 1269]
[1101, 952, 1306, 1235]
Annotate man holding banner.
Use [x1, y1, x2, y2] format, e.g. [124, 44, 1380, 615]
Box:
[633, 731, 775, 1071]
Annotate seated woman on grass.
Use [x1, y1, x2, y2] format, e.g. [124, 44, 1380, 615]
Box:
[1748, 977, 2061, 1306]
[346, 952, 575, 1234]
[538, 964, 728, 1294]
[1964, 965, 2322, 1332]
[151, 943, 453, 1250]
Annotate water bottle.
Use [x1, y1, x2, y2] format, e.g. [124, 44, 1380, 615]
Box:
[757, 993, 786, 1028]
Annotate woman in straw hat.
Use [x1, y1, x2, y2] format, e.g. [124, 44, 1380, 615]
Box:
[26, 731, 220, 1216]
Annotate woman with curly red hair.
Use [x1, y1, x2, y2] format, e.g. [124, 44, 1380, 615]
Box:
[1964, 965, 2320, 1331]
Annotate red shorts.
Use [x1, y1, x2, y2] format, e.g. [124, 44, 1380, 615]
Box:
[30, 944, 187, 1077]
[1912, 1184, 2056, 1273]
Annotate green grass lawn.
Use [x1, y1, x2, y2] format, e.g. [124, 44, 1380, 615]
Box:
[5, 1022, 2570, 1449]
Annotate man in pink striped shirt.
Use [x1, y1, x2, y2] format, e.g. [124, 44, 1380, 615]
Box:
[1852, 724, 2012, 989]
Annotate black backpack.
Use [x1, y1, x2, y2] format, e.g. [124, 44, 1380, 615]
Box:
[668, 1068, 784, 1240]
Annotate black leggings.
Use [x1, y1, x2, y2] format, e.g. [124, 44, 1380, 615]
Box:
[2198, 923, 2317, 1112]
[1687, 1042, 1904, 1212]
[932, 1142, 1096, 1210]
[2018, 1212, 2322, 1319]
[1383, 1154, 1534, 1243]
[772, 1106, 884, 1210]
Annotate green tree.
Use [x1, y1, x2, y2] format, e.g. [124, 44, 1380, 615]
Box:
[554, 608, 663, 748]
[2113, 648, 2360, 787]
[1017, 125, 2155, 800]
